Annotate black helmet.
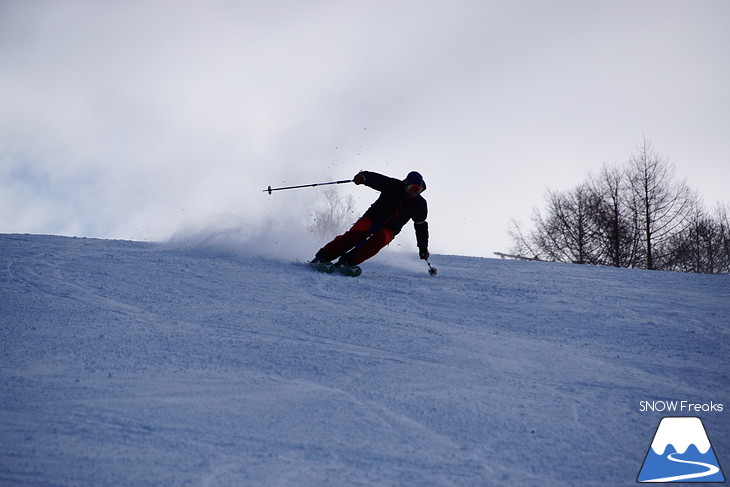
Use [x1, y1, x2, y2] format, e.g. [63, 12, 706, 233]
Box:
[404, 171, 426, 191]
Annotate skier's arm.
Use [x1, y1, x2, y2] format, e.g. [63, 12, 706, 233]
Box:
[415, 221, 429, 259]
[353, 171, 401, 192]
[413, 197, 429, 259]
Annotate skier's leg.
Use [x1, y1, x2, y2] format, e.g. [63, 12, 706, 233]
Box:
[346, 228, 394, 265]
[315, 217, 373, 262]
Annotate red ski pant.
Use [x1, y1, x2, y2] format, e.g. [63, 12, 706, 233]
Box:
[317, 217, 394, 265]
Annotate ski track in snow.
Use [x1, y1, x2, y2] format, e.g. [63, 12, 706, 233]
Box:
[1, 234, 729, 486]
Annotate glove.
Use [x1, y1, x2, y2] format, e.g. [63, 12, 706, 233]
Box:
[353, 172, 366, 185]
[419, 249, 430, 260]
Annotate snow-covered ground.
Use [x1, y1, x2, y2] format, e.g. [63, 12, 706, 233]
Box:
[1, 233, 728, 486]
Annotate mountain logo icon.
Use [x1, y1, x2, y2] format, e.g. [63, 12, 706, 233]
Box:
[637, 416, 725, 483]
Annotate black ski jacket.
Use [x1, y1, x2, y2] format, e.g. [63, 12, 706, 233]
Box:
[357, 171, 429, 251]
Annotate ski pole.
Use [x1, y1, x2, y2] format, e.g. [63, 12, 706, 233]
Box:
[263, 179, 353, 194]
[426, 260, 438, 276]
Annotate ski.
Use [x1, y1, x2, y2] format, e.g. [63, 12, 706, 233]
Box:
[307, 261, 362, 277]
[333, 264, 362, 277]
[308, 261, 334, 273]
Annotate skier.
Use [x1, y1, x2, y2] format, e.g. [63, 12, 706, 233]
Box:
[311, 170, 430, 270]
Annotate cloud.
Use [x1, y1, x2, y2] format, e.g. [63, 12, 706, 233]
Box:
[1, 1, 355, 237]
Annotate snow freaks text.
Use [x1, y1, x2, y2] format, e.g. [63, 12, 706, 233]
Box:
[639, 400, 724, 413]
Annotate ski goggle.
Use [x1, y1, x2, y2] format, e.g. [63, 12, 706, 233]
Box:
[405, 183, 423, 195]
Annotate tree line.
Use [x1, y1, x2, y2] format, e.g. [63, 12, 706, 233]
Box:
[510, 140, 730, 274]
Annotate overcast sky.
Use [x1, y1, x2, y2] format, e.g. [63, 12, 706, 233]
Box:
[1, 0, 728, 258]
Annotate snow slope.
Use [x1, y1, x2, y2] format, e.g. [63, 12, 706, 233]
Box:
[1, 233, 728, 486]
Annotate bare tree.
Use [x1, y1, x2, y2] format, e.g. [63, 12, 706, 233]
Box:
[508, 140, 723, 273]
[672, 203, 730, 273]
[587, 164, 640, 268]
[718, 203, 730, 273]
[308, 188, 356, 239]
[521, 184, 597, 264]
[508, 218, 542, 259]
[626, 139, 697, 270]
